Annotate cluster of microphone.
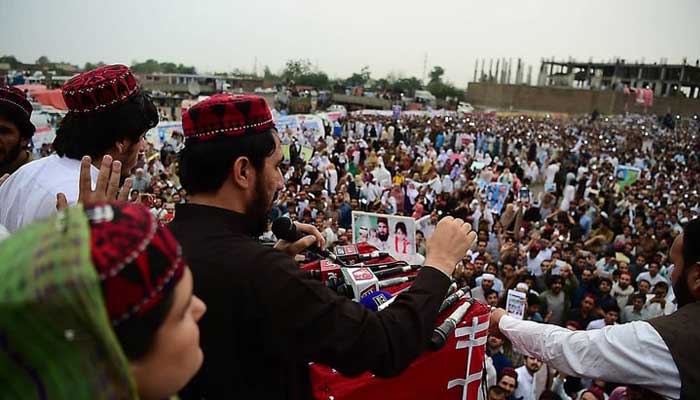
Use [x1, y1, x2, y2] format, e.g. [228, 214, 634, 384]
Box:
[306, 260, 420, 305]
[273, 216, 473, 351]
[273, 216, 419, 305]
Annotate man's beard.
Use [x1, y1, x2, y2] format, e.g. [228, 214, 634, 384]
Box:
[673, 274, 694, 308]
[246, 176, 276, 236]
[378, 231, 389, 242]
[526, 365, 540, 375]
[0, 140, 23, 169]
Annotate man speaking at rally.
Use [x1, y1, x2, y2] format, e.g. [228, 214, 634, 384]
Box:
[490, 218, 700, 399]
[169, 94, 477, 399]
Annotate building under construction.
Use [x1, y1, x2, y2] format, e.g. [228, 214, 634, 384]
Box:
[536, 58, 700, 98]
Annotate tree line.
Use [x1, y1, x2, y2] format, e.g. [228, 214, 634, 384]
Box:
[269, 58, 463, 100]
[0, 55, 197, 75]
[1, 55, 463, 100]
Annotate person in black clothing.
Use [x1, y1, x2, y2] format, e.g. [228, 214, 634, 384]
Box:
[170, 94, 477, 399]
[567, 293, 598, 329]
[596, 277, 618, 310]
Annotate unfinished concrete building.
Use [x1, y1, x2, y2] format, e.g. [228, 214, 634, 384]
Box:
[536, 58, 700, 98]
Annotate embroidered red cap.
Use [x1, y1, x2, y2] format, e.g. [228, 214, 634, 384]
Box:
[182, 93, 274, 142]
[0, 85, 32, 118]
[86, 202, 185, 326]
[62, 64, 141, 113]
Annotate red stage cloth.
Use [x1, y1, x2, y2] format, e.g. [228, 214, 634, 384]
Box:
[302, 243, 490, 400]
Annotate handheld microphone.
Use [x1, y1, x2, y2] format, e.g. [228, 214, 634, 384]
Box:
[378, 275, 416, 289]
[272, 217, 345, 266]
[374, 265, 420, 279]
[429, 300, 473, 351]
[439, 287, 468, 313]
[359, 290, 393, 312]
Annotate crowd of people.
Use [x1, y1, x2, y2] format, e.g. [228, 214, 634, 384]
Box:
[0, 63, 699, 400]
[266, 110, 699, 399]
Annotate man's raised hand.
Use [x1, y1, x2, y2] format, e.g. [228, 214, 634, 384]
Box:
[425, 216, 477, 277]
[56, 155, 133, 211]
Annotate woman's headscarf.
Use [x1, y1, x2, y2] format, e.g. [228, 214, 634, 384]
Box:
[0, 202, 184, 399]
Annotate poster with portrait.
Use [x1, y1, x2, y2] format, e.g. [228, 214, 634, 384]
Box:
[506, 289, 526, 319]
[352, 211, 416, 263]
[614, 165, 641, 190]
[300, 145, 314, 163]
[144, 121, 183, 150]
[481, 182, 511, 214]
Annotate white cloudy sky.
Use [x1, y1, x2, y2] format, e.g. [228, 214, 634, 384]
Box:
[3, 0, 699, 86]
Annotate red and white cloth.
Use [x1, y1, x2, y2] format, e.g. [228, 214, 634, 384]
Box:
[308, 299, 490, 400]
[303, 243, 490, 400]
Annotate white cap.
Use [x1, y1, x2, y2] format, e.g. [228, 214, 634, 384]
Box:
[516, 282, 529, 291]
[482, 273, 496, 281]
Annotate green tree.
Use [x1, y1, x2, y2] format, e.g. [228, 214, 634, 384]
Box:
[280, 59, 329, 89]
[391, 77, 424, 96]
[360, 66, 371, 82]
[297, 71, 329, 89]
[176, 64, 196, 74]
[231, 68, 246, 76]
[373, 78, 390, 91]
[131, 59, 162, 73]
[426, 81, 463, 100]
[84, 61, 106, 71]
[428, 66, 445, 84]
[161, 62, 178, 73]
[281, 59, 313, 82]
[344, 65, 372, 87]
[0, 55, 20, 67]
[131, 59, 196, 74]
[263, 65, 280, 81]
[424, 65, 462, 100]
[35, 56, 50, 65]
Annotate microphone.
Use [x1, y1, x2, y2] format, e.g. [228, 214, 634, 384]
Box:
[429, 300, 473, 351]
[376, 285, 412, 311]
[439, 286, 468, 313]
[360, 290, 393, 312]
[272, 217, 344, 266]
[334, 244, 360, 264]
[374, 265, 420, 279]
[337, 267, 379, 301]
[299, 261, 344, 290]
[319, 260, 342, 288]
[445, 282, 458, 297]
[378, 275, 416, 289]
[303, 269, 321, 280]
[362, 261, 409, 270]
[358, 250, 390, 261]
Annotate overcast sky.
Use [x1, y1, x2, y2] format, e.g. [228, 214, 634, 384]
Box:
[3, 0, 699, 86]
